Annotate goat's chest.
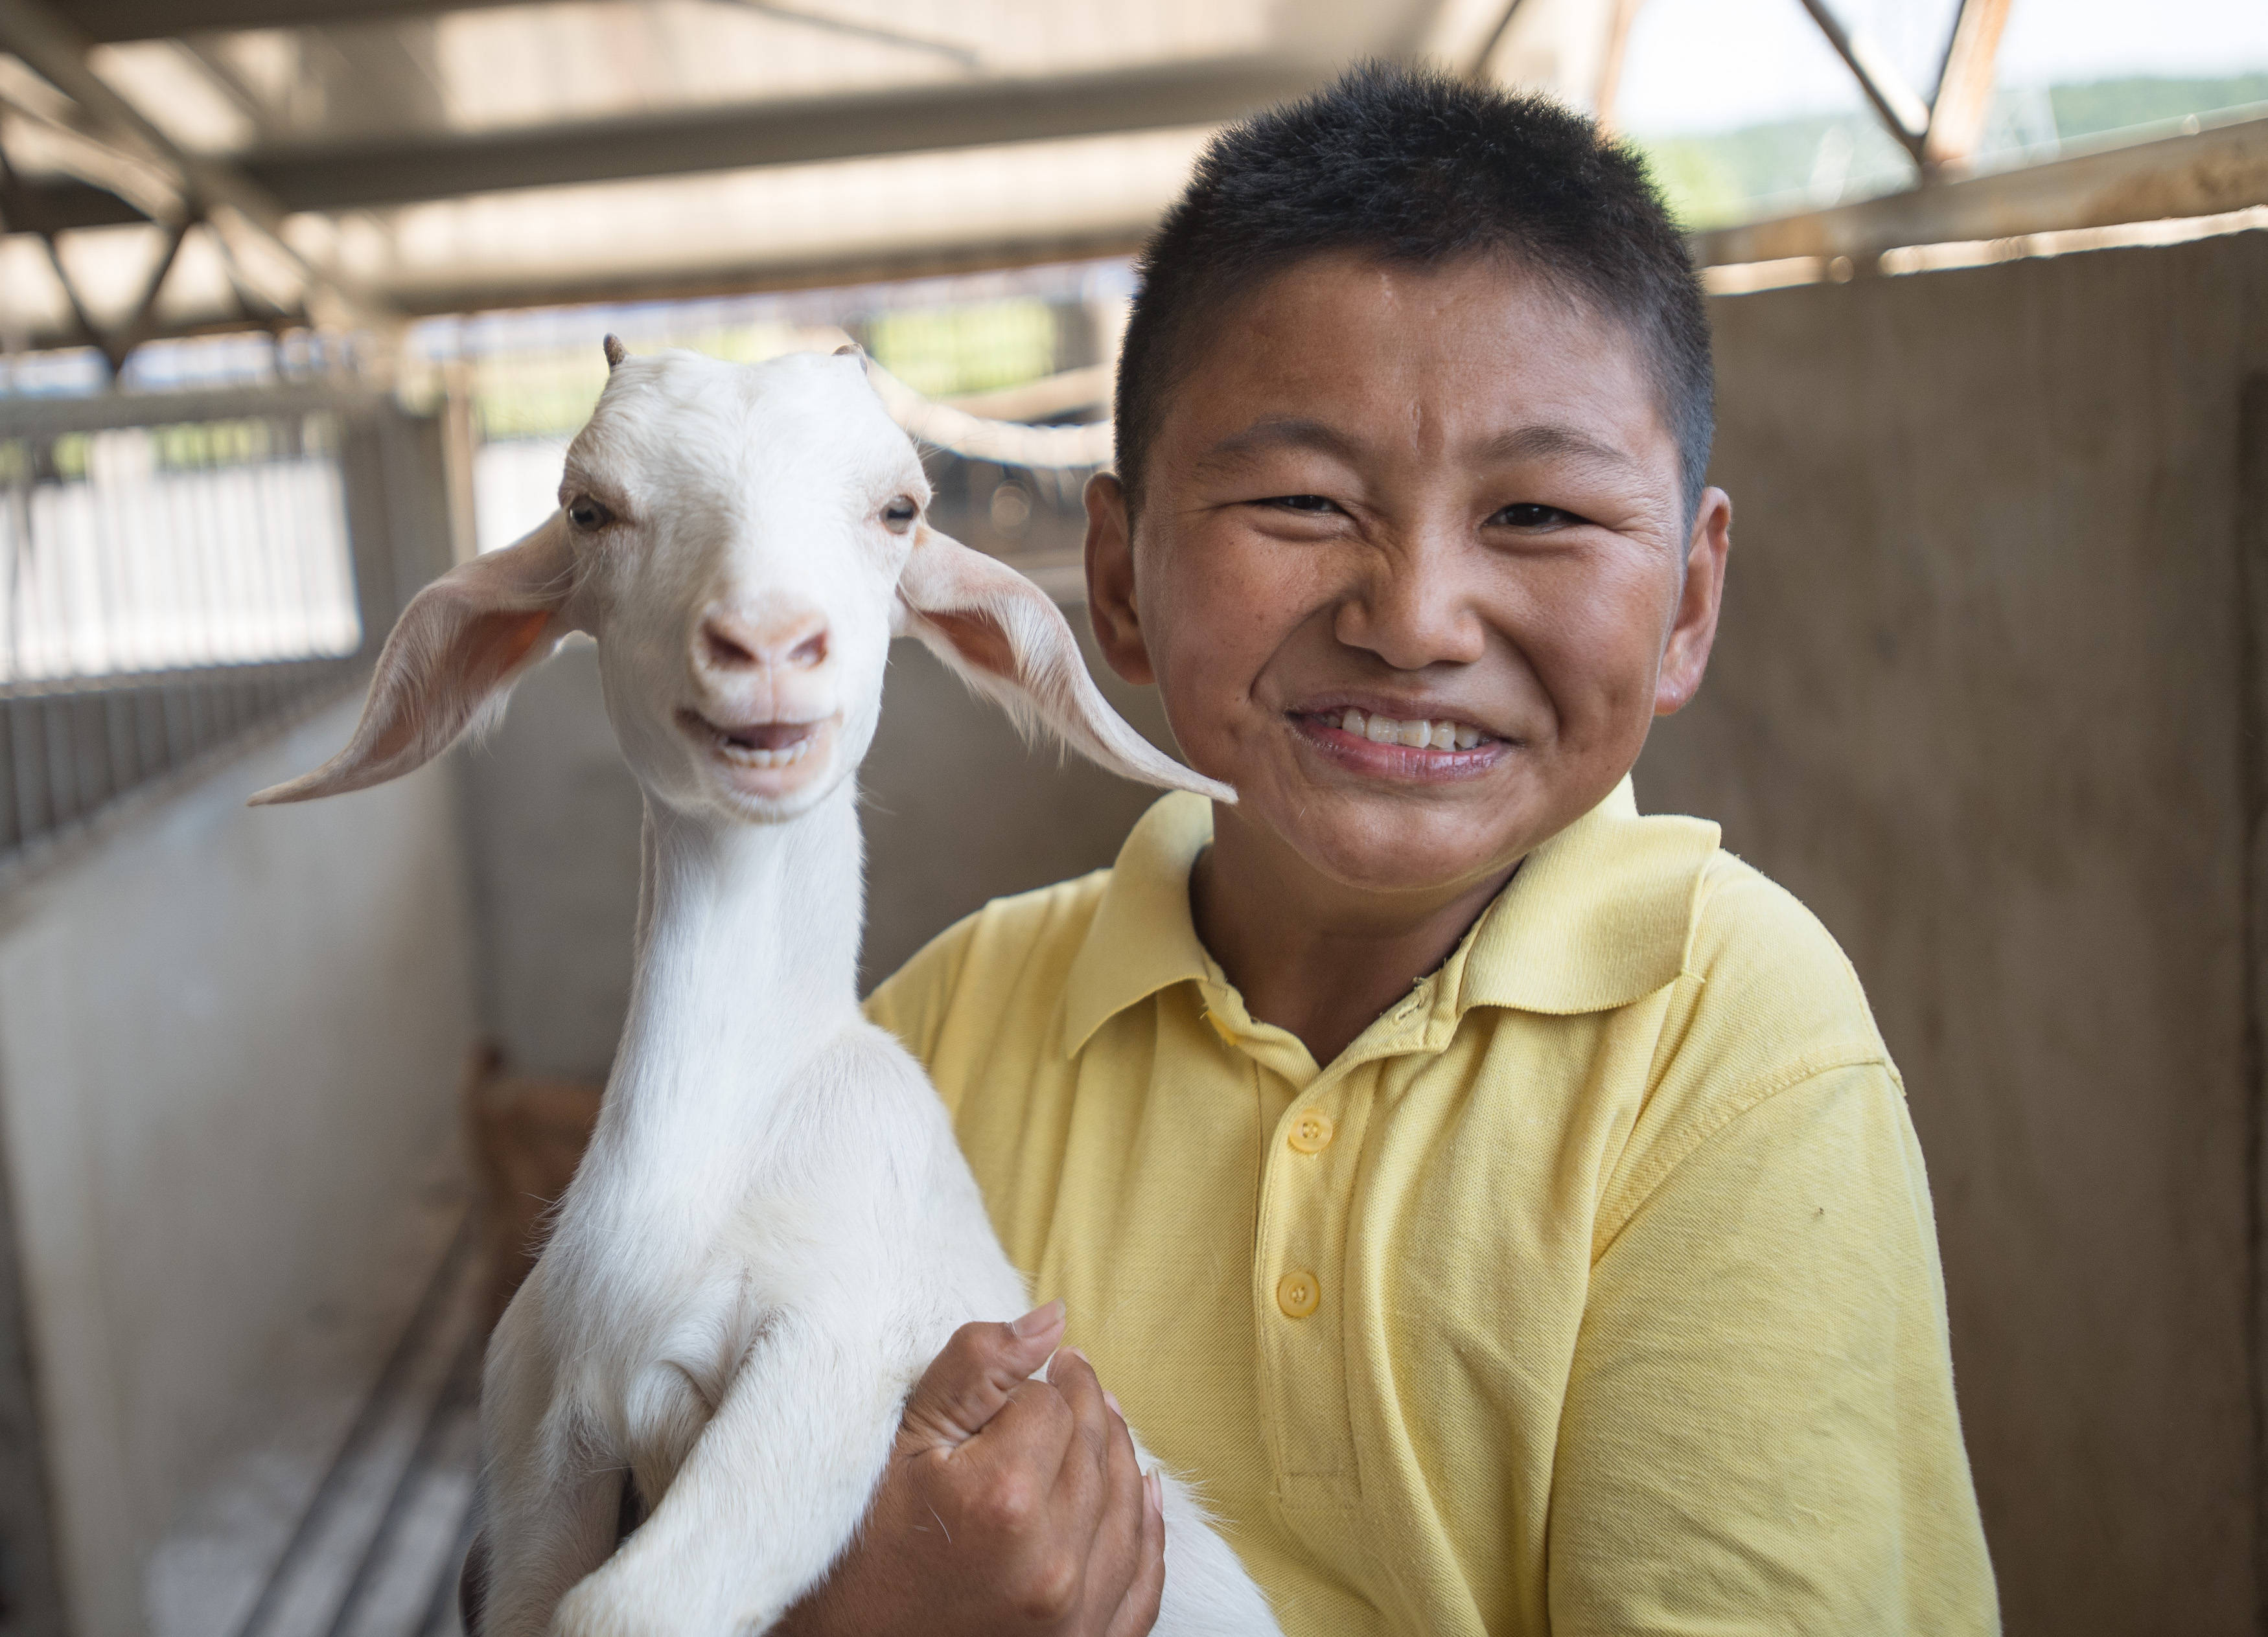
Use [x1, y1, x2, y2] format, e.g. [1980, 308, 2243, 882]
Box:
[539, 1166, 862, 1469]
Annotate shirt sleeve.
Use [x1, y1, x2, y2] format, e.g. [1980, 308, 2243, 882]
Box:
[1547, 1062, 2000, 1636]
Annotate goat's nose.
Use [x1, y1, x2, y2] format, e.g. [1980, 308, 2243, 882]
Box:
[697, 606, 829, 674]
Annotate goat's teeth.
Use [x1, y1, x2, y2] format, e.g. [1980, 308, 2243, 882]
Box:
[715, 731, 815, 768]
[1396, 718, 1431, 748]
[1455, 723, 1481, 750]
[1364, 715, 1398, 744]
[1341, 709, 1365, 735]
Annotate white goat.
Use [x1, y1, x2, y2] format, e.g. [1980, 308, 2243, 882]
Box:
[255, 343, 1282, 1637]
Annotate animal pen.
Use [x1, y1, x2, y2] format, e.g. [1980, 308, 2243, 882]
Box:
[0, 1, 2258, 1635]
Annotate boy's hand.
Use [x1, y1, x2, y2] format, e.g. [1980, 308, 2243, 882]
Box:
[776, 1301, 1166, 1637]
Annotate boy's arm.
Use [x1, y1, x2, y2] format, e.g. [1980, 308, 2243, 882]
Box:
[1548, 1062, 2000, 1636]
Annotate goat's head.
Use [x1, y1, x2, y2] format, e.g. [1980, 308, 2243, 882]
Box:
[252, 342, 1232, 818]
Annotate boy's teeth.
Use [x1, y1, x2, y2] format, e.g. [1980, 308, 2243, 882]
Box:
[1334, 709, 1486, 751]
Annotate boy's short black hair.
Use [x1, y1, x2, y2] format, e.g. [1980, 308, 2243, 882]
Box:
[1115, 60, 1714, 521]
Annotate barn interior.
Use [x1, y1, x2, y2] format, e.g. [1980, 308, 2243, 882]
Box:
[0, 1, 2260, 1633]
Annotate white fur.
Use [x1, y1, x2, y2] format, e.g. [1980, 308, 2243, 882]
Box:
[257, 347, 1274, 1636]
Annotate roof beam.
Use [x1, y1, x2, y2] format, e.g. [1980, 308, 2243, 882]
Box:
[1691, 109, 2268, 269]
[0, 218, 1156, 349]
[1793, 0, 1931, 166]
[0, 0, 391, 325]
[54, 0, 526, 42]
[1, 53, 1319, 228]
[1923, 0, 2013, 172]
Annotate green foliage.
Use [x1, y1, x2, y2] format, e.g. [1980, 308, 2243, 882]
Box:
[861, 300, 1058, 398]
[467, 321, 808, 442]
[1630, 115, 1912, 229]
[1630, 74, 2268, 232]
[2047, 73, 2268, 141]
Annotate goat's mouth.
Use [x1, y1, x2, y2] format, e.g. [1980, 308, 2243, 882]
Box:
[678, 709, 834, 778]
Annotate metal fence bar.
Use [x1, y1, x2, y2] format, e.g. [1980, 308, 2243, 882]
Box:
[0, 391, 451, 877]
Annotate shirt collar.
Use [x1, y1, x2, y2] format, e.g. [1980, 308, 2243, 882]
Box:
[1062, 793, 1216, 1057]
[1452, 777, 1721, 1016]
[1059, 777, 1722, 1057]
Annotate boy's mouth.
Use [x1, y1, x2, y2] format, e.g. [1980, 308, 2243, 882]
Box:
[1320, 707, 1487, 751]
[1289, 705, 1507, 779]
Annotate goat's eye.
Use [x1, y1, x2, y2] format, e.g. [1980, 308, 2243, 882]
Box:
[566, 497, 613, 531]
[881, 496, 919, 533]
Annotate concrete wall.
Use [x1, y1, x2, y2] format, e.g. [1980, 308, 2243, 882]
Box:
[0, 700, 480, 1637]
[459, 625, 1178, 1082]
[1636, 230, 2268, 1636]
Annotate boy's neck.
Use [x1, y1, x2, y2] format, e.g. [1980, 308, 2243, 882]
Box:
[1190, 801, 1519, 1067]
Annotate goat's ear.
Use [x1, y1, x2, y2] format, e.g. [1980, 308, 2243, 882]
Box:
[250, 514, 578, 805]
[894, 527, 1234, 802]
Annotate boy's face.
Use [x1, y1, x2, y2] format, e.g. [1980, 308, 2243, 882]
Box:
[1086, 251, 1730, 904]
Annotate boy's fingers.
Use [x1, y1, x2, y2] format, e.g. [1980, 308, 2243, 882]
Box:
[967, 1375, 1079, 1495]
[1105, 1471, 1168, 1637]
[899, 1303, 1066, 1450]
[1085, 1374, 1150, 1599]
[1046, 1346, 1116, 1478]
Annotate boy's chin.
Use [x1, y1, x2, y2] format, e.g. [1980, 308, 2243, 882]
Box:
[1236, 779, 1541, 899]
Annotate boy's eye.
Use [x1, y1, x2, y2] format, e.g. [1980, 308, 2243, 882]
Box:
[1490, 502, 1582, 530]
[1261, 494, 1341, 514]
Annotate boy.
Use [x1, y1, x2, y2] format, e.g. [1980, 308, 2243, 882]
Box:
[783, 63, 1996, 1636]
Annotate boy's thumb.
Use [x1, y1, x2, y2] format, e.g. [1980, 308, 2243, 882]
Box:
[899, 1299, 1066, 1450]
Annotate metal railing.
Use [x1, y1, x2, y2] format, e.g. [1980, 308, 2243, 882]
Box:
[0, 386, 457, 873]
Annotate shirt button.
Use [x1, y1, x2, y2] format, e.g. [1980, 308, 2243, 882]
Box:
[1286, 1111, 1334, 1154]
[1276, 1270, 1321, 1318]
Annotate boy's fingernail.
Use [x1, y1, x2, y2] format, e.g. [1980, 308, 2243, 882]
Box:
[1010, 1298, 1065, 1338]
[1147, 1471, 1164, 1513]
[1063, 1346, 1089, 1366]
[1104, 1390, 1123, 1417]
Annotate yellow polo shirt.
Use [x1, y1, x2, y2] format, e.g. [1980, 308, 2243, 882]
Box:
[866, 781, 1997, 1636]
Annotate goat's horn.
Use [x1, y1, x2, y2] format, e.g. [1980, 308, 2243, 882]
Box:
[833, 343, 864, 360]
[603, 334, 627, 370]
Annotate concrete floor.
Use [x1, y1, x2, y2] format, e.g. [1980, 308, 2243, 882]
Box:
[145, 1183, 480, 1637]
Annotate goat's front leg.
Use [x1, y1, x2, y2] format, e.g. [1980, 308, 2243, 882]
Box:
[476, 1299, 632, 1637]
[551, 1312, 909, 1637]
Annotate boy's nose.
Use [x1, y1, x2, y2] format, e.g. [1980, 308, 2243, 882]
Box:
[1338, 556, 1488, 670]
[695, 604, 829, 678]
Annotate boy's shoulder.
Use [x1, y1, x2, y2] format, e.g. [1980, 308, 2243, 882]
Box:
[1559, 834, 1904, 1256]
[1676, 845, 1894, 1081]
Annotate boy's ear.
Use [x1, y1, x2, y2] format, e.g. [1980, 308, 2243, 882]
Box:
[251, 514, 579, 805]
[1081, 471, 1155, 687]
[893, 525, 1233, 803]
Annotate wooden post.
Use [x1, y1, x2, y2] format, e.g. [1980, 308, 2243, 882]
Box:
[1925, 0, 2014, 174]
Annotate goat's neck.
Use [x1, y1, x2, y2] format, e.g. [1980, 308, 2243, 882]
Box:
[605, 782, 864, 1142]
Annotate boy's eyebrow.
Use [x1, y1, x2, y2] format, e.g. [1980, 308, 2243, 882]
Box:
[1474, 423, 1641, 471]
[1192, 418, 1641, 476]
[1193, 417, 1365, 472]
